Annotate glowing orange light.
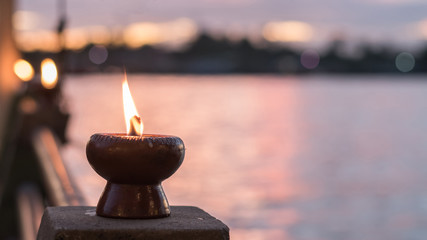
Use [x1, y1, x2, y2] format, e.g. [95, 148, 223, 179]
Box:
[263, 21, 313, 42]
[41, 58, 58, 89]
[14, 59, 34, 82]
[123, 22, 162, 49]
[122, 73, 143, 136]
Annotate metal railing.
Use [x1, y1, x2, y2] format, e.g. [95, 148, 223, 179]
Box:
[31, 127, 85, 207]
[17, 184, 44, 240]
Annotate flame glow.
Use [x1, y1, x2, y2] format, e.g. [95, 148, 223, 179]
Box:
[122, 73, 143, 136]
[41, 58, 58, 89]
[14, 59, 34, 82]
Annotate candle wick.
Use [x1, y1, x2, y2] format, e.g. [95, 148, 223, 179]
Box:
[128, 115, 141, 136]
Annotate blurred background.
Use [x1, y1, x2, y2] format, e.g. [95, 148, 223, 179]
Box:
[2, 0, 427, 239]
[13, 0, 427, 73]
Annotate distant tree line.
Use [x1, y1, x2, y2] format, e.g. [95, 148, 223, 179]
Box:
[22, 33, 427, 74]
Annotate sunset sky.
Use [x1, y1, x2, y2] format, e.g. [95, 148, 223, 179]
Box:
[14, 0, 427, 51]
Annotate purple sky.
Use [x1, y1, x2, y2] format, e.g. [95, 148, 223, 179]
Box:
[16, 0, 427, 48]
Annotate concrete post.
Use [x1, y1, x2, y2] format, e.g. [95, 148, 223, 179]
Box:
[37, 206, 229, 240]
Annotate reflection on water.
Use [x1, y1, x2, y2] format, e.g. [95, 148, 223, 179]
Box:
[62, 74, 427, 240]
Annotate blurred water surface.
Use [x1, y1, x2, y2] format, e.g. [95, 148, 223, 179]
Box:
[62, 74, 427, 240]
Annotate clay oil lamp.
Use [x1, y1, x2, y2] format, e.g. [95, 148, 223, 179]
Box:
[86, 73, 185, 218]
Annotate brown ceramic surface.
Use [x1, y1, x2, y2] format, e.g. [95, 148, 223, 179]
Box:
[96, 182, 170, 218]
[86, 134, 185, 184]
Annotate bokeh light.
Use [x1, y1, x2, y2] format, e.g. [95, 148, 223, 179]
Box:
[13, 59, 34, 82]
[41, 58, 58, 89]
[300, 49, 320, 69]
[395, 52, 415, 72]
[64, 28, 89, 50]
[161, 18, 198, 49]
[13, 17, 197, 52]
[123, 22, 163, 48]
[12, 10, 41, 31]
[263, 21, 313, 42]
[89, 45, 109, 65]
[15, 30, 60, 52]
[87, 26, 111, 45]
[417, 19, 427, 40]
[123, 18, 197, 49]
[19, 96, 38, 114]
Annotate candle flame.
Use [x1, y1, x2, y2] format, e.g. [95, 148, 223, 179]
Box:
[14, 59, 34, 82]
[122, 73, 143, 136]
[41, 58, 58, 89]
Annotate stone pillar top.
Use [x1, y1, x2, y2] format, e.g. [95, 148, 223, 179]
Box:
[37, 206, 230, 240]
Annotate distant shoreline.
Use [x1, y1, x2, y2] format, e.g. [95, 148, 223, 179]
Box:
[21, 34, 427, 75]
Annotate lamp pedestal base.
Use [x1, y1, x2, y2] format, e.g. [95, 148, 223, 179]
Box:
[97, 182, 169, 219]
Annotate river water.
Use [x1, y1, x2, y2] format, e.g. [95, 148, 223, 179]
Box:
[62, 74, 427, 240]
